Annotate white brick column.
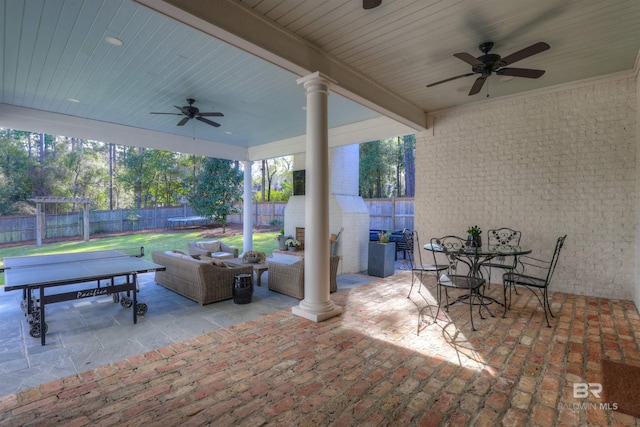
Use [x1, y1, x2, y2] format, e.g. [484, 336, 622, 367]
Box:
[292, 71, 342, 322]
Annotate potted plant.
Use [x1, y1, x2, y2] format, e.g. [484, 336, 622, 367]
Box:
[467, 225, 482, 247]
[285, 238, 301, 252]
[368, 230, 395, 277]
[377, 230, 391, 243]
[276, 227, 287, 250]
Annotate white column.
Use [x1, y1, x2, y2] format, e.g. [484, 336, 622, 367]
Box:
[243, 161, 253, 255]
[292, 72, 342, 322]
[83, 203, 90, 242]
[35, 202, 43, 247]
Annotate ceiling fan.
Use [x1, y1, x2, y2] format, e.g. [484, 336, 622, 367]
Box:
[150, 98, 224, 127]
[426, 41, 550, 96]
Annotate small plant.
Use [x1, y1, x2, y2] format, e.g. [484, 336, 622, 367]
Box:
[285, 238, 301, 247]
[377, 230, 391, 243]
[279, 226, 285, 235]
[467, 225, 481, 237]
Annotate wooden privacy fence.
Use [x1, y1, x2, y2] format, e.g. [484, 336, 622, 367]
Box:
[0, 198, 413, 244]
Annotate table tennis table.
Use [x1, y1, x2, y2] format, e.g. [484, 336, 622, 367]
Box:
[2, 248, 165, 345]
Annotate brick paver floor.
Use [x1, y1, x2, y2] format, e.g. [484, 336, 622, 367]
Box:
[1, 271, 639, 426]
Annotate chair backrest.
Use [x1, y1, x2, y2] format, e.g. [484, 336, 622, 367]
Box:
[429, 235, 476, 273]
[488, 228, 522, 246]
[403, 228, 417, 268]
[545, 235, 567, 284]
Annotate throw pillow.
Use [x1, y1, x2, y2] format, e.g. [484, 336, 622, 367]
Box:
[201, 255, 228, 268]
[196, 240, 221, 252]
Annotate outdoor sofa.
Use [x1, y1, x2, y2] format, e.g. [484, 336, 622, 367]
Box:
[151, 250, 253, 305]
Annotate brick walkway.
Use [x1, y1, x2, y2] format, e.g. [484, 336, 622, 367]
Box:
[1, 271, 639, 426]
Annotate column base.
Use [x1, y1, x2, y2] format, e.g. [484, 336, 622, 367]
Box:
[292, 300, 342, 322]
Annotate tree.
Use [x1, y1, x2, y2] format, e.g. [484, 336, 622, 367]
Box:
[403, 135, 416, 197]
[188, 158, 243, 232]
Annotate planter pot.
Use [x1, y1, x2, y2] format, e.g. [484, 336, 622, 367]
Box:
[368, 242, 395, 278]
[287, 246, 297, 252]
[277, 235, 287, 250]
[468, 235, 482, 248]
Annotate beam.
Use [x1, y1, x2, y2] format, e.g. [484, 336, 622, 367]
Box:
[134, 0, 427, 131]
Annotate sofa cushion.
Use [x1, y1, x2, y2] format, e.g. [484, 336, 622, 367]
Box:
[196, 240, 221, 252]
[165, 250, 193, 260]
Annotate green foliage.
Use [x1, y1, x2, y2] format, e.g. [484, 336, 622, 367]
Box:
[467, 225, 482, 236]
[188, 158, 243, 232]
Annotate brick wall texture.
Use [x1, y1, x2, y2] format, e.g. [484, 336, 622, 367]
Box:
[415, 76, 637, 301]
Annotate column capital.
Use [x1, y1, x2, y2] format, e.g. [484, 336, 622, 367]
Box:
[297, 71, 337, 89]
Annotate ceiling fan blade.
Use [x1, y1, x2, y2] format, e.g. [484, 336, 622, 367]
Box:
[150, 112, 182, 115]
[426, 72, 475, 88]
[175, 105, 191, 116]
[196, 116, 221, 127]
[198, 112, 224, 117]
[177, 117, 190, 126]
[499, 42, 550, 66]
[468, 76, 486, 96]
[497, 68, 545, 78]
[453, 52, 484, 67]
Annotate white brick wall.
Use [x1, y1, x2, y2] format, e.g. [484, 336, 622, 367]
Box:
[415, 77, 637, 301]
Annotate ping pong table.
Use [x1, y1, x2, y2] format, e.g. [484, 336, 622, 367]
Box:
[2, 248, 165, 345]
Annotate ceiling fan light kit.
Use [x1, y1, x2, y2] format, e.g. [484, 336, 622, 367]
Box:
[427, 41, 550, 96]
[363, 0, 382, 9]
[150, 98, 224, 127]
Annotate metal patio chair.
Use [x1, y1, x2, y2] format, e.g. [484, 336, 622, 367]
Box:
[403, 229, 448, 298]
[429, 236, 488, 331]
[502, 235, 567, 327]
[482, 227, 522, 287]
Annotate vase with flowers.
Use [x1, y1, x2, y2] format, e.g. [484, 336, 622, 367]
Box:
[285, 238, 301, 252]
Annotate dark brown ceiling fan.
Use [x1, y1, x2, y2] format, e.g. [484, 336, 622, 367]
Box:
[150, 98, 224, 127]
[426, 41, 550, 96]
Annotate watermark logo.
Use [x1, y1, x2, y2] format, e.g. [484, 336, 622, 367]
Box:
[573, 383, 602, 399]
[558, 382, 618, 412]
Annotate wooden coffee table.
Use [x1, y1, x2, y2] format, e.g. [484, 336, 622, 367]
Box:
[226, 258, 269, 286]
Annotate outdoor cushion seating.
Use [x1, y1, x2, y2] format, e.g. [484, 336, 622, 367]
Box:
[267, 256, 340, 299]
[151, 250, 253, 305]
[187, 240, 238, 260]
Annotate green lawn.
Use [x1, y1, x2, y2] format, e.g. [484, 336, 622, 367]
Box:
[0, 229, 280, 285]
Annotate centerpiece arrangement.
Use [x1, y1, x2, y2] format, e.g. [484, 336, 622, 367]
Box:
[467, 225, 482, 247]
[242, 250, 266, 264]
[285, 238, 301, 252]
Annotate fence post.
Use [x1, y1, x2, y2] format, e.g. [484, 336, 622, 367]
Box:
[391, 196, 396, 231]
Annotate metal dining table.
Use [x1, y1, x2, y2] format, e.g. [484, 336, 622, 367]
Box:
[424, 242, 532, 311]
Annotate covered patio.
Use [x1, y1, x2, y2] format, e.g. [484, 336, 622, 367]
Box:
[1, 269, 639, 425]
[2, 0, 640, 425]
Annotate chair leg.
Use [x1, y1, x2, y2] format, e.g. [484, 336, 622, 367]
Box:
[468, 287, 476, 331]
[407, 273, 416, 298]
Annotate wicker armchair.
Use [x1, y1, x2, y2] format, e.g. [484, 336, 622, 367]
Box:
[267, 256, 340, 299]
[187, 240, 238, 260]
